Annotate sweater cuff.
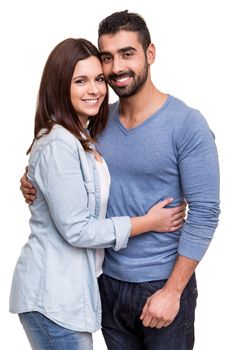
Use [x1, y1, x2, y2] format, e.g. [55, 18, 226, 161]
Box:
[178, 237, 212, 261]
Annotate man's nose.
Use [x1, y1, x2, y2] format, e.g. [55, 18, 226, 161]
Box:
[111, 57, 124, 74]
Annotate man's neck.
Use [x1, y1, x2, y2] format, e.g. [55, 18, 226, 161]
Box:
[119, 82, 167, 129]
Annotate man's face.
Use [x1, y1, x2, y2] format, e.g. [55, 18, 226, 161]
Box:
[99, 30, 149, 97]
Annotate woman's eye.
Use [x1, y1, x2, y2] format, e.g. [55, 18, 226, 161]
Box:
[96, 77, 105, 82]
[75, 79, 85, 84]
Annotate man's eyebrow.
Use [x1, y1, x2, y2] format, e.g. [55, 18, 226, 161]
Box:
[118, 46, 137, 54]
[100, 47, 137, 56]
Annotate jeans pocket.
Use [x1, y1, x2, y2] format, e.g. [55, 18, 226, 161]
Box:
[142, 279, 166, 294]
[180, 284, 198, 332]
[180, 274, 198, 305]
[181, 286, 198, 305]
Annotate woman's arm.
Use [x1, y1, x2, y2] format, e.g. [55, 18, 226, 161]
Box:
[21, 167, 185, 238]
[22, 139, 186, 250]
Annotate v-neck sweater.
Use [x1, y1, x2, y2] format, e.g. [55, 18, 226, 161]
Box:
[97, 94, 220, 282]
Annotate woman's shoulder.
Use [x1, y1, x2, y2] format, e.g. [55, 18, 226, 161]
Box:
[36, 125, 83, 151]
[30, 125, 85, 165]
[49, 124, 81, 146]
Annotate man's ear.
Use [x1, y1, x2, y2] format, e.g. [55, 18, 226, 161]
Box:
[146, 43, 156, 65]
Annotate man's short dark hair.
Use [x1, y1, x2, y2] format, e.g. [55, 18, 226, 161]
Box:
[98, 10, 151, 52]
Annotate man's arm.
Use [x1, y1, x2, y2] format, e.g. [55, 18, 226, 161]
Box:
[140, 110, 220, 328]
[20, 168, 36, 204]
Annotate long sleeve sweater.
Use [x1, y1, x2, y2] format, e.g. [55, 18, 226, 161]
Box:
[97, 94, 220, 282]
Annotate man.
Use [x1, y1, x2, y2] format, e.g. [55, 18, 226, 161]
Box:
[21, 10, 220, 350]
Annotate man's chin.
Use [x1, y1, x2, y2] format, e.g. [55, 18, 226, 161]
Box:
[109, 85, 132, 97]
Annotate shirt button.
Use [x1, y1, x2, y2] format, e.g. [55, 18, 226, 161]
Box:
[95, 189, 99, 193]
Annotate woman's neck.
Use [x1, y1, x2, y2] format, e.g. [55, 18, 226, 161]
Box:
[78, 115, 89, 128]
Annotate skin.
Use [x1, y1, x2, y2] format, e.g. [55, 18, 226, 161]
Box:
[99, 31, 150, 99]
[98, 30, 199, 328]
[98, 30, 168, 128]
[70, 56, 106, 128]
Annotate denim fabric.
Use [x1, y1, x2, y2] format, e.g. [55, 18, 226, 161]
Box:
[19, 312, 93, 350]
[9, 125, 131, 332]
[99, 274, 198, 350]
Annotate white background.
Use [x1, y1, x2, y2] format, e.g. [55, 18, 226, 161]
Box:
[0, 0, 232, 349]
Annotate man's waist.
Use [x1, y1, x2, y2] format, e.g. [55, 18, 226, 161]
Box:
[102, 249, 177, 283]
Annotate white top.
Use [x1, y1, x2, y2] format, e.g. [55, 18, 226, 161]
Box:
[95, 158, 111, 277]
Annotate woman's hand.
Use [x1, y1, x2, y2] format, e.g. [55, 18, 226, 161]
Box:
[130, 198, 186, 237]
[146, 198, 186, 232]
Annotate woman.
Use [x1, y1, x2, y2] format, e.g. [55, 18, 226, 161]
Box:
[10, 38, 185, 349]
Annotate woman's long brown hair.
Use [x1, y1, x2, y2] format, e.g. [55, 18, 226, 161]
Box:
[27, 38, 109, 154]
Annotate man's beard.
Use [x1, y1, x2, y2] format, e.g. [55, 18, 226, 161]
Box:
[107, 62, 149, 98]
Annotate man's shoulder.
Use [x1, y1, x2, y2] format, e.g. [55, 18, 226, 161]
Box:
[108, 100, 120, 116]
[167, 95, 204, 123]
[168, 95, 196, 114]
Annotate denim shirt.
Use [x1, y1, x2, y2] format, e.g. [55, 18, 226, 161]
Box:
[9, 124, 131, 332]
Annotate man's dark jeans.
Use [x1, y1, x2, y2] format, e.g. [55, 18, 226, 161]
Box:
[99, 273, 197, 350]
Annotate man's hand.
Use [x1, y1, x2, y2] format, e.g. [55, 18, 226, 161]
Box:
[20, 167, 36, 205]
[140, 255, 198, 329]
[140, 287, 180, 328]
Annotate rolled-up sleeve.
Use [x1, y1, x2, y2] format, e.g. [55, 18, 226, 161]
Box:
[177, 111, 220, 261]
[34, 139, 131, 250]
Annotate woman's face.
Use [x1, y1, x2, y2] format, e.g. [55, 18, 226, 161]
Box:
[70, 56, 107, 125]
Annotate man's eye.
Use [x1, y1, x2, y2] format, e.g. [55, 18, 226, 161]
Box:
[101, 56, 111, 63]
[123, 52, 133, 58]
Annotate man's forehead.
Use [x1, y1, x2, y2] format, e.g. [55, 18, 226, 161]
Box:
[98, 30, 141, 53]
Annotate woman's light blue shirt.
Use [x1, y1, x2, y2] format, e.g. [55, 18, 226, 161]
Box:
[9, 125, 131, 332]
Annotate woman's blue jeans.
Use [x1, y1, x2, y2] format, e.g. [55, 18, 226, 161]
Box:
[19, 311, 93, 350]
[99, 273, 198, 350]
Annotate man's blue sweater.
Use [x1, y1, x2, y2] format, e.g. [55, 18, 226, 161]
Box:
[97, 95, 220, 282]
